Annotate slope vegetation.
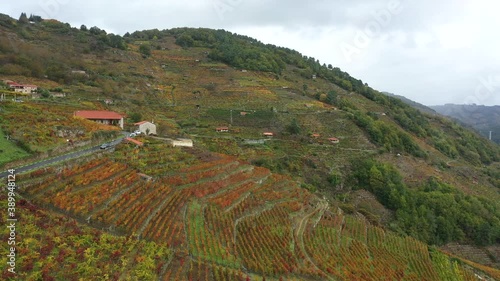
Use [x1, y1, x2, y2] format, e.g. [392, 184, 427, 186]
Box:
[16, 142, 499, 280]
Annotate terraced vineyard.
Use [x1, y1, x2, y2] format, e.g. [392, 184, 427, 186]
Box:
[15, 143, 499, 280]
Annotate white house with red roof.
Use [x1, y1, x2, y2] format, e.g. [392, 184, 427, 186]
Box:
[216, 126, 229, 133]
[328, 137, 340, 144]
[6, 81, 38, 94]
[74, 110, 124, 129]
[134, 121, 156, 135]
[263, 132, 274, 137]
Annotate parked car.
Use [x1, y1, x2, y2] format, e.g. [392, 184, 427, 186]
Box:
[100, 143, 111, 149]
[129, 133, 137, 137]
[134, 130, 142, 135]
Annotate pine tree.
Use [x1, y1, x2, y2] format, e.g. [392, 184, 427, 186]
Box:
[19, 12, 29, 24]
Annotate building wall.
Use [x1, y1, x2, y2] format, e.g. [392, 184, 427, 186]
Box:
[13, 86, 37, 94]
[172, 139, 193, 147]
[138, 122, 156, 135]
[92, 118, 124, 129]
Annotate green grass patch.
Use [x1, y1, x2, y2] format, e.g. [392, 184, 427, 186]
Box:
[0, 129, 30, 166]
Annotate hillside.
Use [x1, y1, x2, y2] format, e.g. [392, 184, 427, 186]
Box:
[6, 144, 499, 280]
[381, 92, 437, 115]
[430, 104, 500, 144]
[1, 13, 500, 279]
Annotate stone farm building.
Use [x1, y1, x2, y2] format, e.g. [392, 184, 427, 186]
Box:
[170, 138, 193, 148]
[134, 121, 157, 135]
[74, 110, 124, 129]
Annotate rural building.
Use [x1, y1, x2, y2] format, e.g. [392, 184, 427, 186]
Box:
[6, 81, 38, 94]
[328, 137, 340, 144]
[263, 132, 274, 137]
[74, 110, 124, 129]
[137, 173, 153, 181]
[311, 133, 320, 138]
[71, 70, 88, 75]
[171, 138, 193, 148]
[125, 137, 143, 147]
[134, 121, 157, 135]
[216, 127, 229, 133]
[51, 92, 66, 98]
[243, 139, 266, 145]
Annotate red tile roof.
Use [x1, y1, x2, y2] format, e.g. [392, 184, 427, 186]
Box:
[125, 137, 143, 146]
[328, 137, 339, 141]
[74, 110, 123, 120]
[263, 132, 274, 136]
[134, 121, 150, 125]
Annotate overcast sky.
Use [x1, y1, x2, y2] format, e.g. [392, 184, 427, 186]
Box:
[3, 0, 500, 105]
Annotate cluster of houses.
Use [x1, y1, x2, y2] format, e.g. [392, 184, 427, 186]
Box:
[4, 80, 38, 94]
[215, 126, 339, 143]
[1, 80, 67, 99]
[73, 110, 194, 148]
[216, 126, 274, 138]
[311, 133, 340, 144]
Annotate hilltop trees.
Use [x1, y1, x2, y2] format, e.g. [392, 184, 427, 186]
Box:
[28, 14, 43, 22]
[18, 12, 29, 24]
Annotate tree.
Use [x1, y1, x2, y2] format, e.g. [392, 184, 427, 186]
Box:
[28, 14, 42, 22]
[108, 34, 126, 50]
[176, 34, 194, 48]
[40, 89, 51, 98]
[139, 44, 151, 57]
[129, 113, 142, 123]
[89, 26, 105, 36]
[80, 24, 88, 32]
[18, 12, 29, 24]
[326, 90, 337, 105]
[287, 118, 301, 135]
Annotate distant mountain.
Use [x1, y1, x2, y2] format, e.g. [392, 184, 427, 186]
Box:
[430, 104, 500, 144]
[381, 92, 437, 115]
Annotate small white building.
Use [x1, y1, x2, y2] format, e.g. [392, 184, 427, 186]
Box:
[171, 138, 193, 148]
[134, 121, 157, 135]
